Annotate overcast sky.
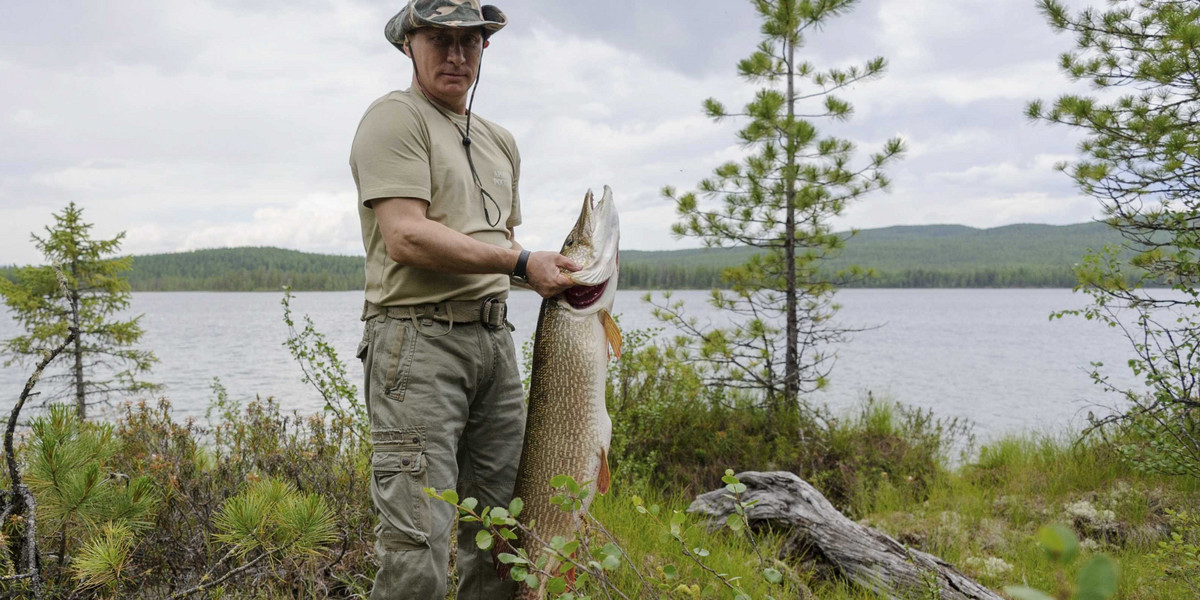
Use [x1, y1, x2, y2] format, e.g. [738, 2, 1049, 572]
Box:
[1, 0, 1101, 265]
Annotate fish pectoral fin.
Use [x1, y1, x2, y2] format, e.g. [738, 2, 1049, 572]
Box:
[597, 446, 611, 495]
[600, 309, 622, 359]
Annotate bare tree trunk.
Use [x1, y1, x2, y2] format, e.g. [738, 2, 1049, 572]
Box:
[70, 258, 85, 419]
[783, 13, 799, 415]
[690, 472, 1004, 600]
[2, 327, 78, 599]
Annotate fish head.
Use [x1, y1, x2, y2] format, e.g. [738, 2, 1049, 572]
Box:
[558, 186, 619, 315]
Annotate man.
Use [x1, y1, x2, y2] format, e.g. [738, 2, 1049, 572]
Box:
[349, 1, 578, 598]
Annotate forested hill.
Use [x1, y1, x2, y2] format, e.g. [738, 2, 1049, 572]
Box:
[0, 222, 1127, 291]
[622, 222, 1124, 289]
[123, 247, 363, 291]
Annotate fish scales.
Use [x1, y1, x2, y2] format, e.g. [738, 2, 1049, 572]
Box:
[506, 187, 619, 600]
[520, 299, 611, 522]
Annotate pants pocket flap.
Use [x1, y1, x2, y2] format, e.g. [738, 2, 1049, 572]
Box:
[373, 450, 424, 475]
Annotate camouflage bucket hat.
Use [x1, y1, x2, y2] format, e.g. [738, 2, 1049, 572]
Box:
[385, 0, 507, 52]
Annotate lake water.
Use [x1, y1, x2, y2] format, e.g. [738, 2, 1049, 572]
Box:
[0, 289, 1148, 439]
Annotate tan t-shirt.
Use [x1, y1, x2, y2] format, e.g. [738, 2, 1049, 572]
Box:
[350, 87, 522, 306]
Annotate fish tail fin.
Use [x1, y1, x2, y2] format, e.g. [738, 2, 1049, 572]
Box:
[564, 549, 580, 587]
[600, 309, 622, 359]
[597, 446, 611, 495]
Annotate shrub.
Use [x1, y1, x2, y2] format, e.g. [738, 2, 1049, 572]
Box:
[21, 404, 159, 595]
[604, 326, 971, 511]
[0, 392, 375, 599]
[1156, 510, 1200, 594]
[101, 392, 374, 598]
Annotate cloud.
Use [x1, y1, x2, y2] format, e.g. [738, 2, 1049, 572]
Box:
[398, 22, 753, 251]
[123, 192, 362, 256]
[0, 0, 1112, 266]
[905, 129, 996, 159]
[500, 0, 763, 77]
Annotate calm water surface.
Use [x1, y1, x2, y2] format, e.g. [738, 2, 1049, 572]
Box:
[0, 289, 1145, 438]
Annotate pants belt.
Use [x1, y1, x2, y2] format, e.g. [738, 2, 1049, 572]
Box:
[362, 298, 508, 329]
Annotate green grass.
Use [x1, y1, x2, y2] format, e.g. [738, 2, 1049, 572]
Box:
[843, 432, 1195, 599]
[14, 371, 1196, 599]
[586, 488, 813, 599]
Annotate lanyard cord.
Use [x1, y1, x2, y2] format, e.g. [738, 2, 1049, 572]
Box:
[409, 45, 502, 227]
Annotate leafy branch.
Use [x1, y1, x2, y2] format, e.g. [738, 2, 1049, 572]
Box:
[281, 288, 368, 446]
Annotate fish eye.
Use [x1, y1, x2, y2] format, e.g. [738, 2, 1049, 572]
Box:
[564, 238, 574, 246]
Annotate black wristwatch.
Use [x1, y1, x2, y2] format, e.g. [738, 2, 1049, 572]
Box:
[512, 249, 531, 280]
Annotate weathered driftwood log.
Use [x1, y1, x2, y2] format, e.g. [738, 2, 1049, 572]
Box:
[688, 471, 1004, 600]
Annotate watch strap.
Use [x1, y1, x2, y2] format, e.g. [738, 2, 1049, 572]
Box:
[512, 249, 531, 279]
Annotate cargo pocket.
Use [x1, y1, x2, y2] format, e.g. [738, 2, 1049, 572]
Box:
[371, 445, 431, 551]
[383, 320, 418, 402]
[356, 325, 371, 363]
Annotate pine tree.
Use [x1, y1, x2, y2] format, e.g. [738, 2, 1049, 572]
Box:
[0, 203, 158, 418]
[654, 0, 903, 421]
[23, 404, 159, 591]
[1030, 0, 1200, 475]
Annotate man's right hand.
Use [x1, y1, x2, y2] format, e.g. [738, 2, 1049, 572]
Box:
[526, 251, 579, 299]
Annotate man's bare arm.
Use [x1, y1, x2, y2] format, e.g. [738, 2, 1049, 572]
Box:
[372, 197, 578, 297]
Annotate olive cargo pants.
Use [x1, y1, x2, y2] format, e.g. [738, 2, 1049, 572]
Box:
[359, 310, 524, 599]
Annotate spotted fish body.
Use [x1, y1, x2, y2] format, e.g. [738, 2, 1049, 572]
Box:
[508, 187, 620, 600]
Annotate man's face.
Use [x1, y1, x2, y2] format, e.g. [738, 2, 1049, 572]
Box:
[406, 27, 485, 108]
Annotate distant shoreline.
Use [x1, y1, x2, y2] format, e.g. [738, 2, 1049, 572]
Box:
[3, 222, 1147, 291]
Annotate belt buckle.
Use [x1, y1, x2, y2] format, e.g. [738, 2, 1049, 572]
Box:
[480, 297, 503, 328]
[480, 297, 495, 327]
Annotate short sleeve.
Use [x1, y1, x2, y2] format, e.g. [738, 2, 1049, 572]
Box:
[350, 100, 432, 207]
[506, 137, 522, 229]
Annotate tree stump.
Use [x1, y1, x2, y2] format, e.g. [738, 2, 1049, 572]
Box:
[688, 471, 1004, 600]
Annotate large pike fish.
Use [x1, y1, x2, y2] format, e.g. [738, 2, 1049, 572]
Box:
[506, 186, 621, 599]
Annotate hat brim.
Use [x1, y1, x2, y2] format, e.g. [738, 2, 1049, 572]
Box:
[385, 4, 507, 52]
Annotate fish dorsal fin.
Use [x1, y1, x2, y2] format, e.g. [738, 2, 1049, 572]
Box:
[597, 446, 611, 495]
[599, 310, 621, 359]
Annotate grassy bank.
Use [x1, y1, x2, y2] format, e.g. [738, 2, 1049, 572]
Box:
[579, 427, 1198, 600]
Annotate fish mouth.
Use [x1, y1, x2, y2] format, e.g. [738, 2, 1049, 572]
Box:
[563, 185, 619, 288]
[563, 278, 610, 309]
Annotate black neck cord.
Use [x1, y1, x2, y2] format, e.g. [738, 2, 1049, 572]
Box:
[409, 43, 502, 227]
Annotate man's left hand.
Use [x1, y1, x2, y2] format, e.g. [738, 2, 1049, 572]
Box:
[526, 251, 579, 298]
